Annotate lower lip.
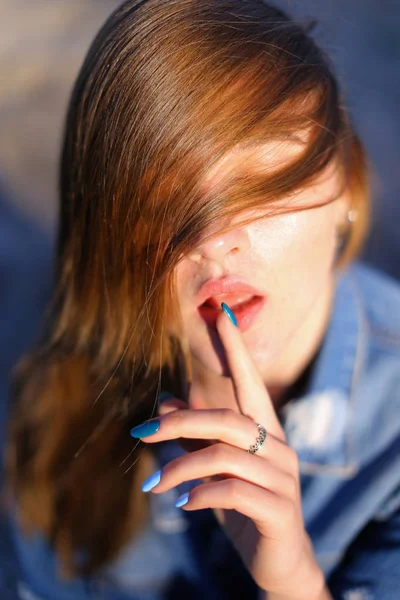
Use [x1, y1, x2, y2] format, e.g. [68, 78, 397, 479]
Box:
[197, 296, 266, 332]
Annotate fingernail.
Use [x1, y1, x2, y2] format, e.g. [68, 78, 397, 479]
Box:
[157, 391, 175, 404]
[174, 492, 189, 508]
[130, 419, 160, 438]
[141, 469, 161, 492]
[221, 302, 238, 327]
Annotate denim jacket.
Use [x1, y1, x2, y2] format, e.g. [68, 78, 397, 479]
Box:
[8, 260, 400, 600]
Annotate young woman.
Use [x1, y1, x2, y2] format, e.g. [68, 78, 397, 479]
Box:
[5, 1, 400, 599]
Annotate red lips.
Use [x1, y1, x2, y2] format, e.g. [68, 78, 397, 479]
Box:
[196, 277, 264, 307]
[196, 276, 267, 332]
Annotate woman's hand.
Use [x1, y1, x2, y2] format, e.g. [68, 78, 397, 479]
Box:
[130, 307, 330, 600]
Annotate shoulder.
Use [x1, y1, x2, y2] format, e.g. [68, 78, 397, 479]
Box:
[347, 260, 400, 350]
[344, 262, 400, 469]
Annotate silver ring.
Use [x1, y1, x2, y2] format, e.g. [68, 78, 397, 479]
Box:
[247, 423, 267, 454]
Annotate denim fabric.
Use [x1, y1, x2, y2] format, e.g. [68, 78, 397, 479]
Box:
[9, 261, 400, 599]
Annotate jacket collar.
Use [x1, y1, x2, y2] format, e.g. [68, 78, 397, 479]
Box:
[281, 265, 367, 478]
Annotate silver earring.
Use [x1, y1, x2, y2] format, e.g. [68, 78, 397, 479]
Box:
[335, 208, 358, 259]
[338, 208, 359, 235]
[347, 209, 358, 223]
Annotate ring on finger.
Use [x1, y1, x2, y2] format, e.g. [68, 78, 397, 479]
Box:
[247, 422, 267, 455]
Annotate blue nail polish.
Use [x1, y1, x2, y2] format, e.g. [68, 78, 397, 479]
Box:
[221, 302, 238, 327]
[174, 492, 189, 508]
[130, 419, 160, 438]
[157, 391, 175, 404]
[141, 470, 161, 492]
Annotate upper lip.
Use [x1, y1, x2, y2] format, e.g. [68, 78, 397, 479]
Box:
[196, 276, 264, 307]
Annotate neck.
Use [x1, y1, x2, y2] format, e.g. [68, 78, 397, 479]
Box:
[190, 274, 335, 413]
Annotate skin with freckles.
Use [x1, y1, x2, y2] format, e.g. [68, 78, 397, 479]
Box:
[174, 139, 350, 412]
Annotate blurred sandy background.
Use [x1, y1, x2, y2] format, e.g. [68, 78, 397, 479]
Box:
[0, 1, 399, 597]
[0, 0, 119, 231]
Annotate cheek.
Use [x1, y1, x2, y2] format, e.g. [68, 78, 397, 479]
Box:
[296, 211, 337, 272]
[250, 207, 337, 272]
[248, 208, 337, 333]
[300, 207, 338, 271]
[289, 211, 337, 310]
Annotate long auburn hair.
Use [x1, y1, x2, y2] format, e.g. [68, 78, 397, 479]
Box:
[5, 0, 370, 578]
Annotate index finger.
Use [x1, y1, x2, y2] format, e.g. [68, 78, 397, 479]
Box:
[216, 303, 286, 441]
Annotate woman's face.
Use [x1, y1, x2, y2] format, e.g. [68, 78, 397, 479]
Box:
[175, 139, 349, 398]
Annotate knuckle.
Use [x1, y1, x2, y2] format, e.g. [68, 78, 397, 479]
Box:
[224, 478, 243, 502]
[216, 408, 237, 427]
[165, 411, 177, 427]
[167, 409, 186, 427]
[210, 442, 230, 462]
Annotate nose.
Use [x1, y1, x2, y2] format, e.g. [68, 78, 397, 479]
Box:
[188, 223, 251, 264]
